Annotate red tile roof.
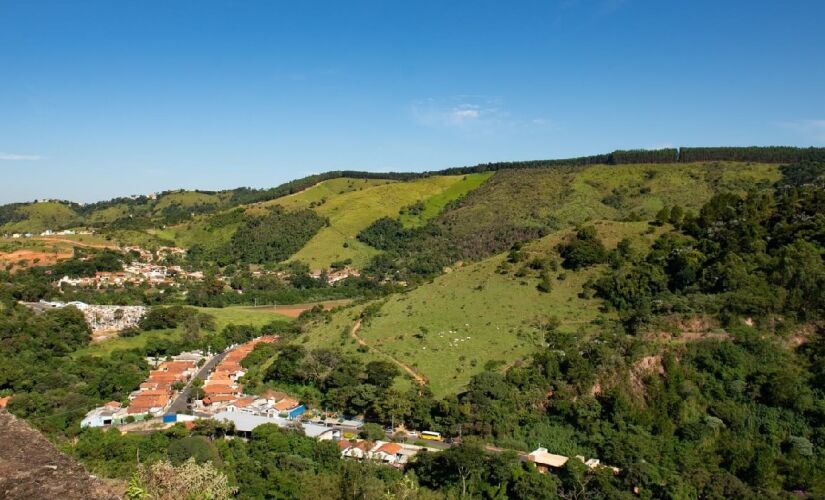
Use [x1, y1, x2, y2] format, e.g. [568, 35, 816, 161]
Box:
[274, 398, 300, 411]
[377, 443, 402, 455]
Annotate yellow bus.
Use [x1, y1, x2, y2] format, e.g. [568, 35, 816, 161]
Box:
[421, 431, 442, 441]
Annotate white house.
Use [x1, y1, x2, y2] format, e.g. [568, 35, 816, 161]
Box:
[80, 402, 125, 428]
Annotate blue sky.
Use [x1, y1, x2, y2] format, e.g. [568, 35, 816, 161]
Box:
[1, 0, 824, 203]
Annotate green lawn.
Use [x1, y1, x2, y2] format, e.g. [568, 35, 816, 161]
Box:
[74, 306, 292, 357]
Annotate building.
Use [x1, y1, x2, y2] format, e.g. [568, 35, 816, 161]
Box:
[369, 442, 404, 465]
[212, 410, 292, 435]
[301, 423, 340, 441]
[80, 402, 126, 428]
[527, 447, 570, 473]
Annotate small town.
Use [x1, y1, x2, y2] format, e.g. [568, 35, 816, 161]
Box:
[75, 333, 618, 475]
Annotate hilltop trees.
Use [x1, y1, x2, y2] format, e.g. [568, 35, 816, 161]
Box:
[223, 206, 327, 265]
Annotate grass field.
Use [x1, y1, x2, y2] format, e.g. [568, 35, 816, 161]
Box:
[257, 178, 396, 212]
[150, 219, 240, 251]
[74, 306, 292, 357]
[398, 172, 494, 228]
[284, 175, 489, 270]
[300, 220, 665, 396]
[152, 191, 227, 213]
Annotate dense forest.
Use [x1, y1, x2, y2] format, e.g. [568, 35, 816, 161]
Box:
[221, 207, 327, 265]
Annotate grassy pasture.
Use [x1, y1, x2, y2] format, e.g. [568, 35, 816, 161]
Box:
[285, 175, 486, 269]
[399, 172, 494, 228]
[301, 221, 664, 397]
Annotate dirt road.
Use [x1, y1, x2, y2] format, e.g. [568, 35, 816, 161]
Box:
[350, 319, 428, 386]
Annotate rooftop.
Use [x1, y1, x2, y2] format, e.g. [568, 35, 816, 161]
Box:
[527, 448, 569, 468]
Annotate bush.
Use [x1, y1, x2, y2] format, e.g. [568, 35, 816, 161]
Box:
[558, 226, 608, 270]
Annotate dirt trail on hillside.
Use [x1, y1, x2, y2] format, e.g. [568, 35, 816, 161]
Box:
[33, 237, 118, 249]
[350, 319, 428, 386]
[247, 299, 353, 318]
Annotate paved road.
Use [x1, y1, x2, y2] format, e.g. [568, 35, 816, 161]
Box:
[167, 352, 227, 414]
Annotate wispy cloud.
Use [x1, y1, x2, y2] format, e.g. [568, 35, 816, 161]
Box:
[0, 152, 43, 161]
[411, 96, 552, 134]
[778, 119, 825, 144]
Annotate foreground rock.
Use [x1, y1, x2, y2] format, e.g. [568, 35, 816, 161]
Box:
[0, 411, 122, 499]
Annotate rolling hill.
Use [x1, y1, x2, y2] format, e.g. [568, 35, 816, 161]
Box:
[292, 161, 783, 395]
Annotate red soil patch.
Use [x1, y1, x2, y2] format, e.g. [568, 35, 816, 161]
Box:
[0, 250, 73, 271]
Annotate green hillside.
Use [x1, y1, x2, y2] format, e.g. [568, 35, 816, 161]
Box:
[151, 191, 227, 213]
[426, 162, 779, 261]
[1, 202, 81, 234]
[299, 161, 782, 395]
[257, 177, 396, 212]
[302, 221, 664, 396]
[285, 174, 492, 269]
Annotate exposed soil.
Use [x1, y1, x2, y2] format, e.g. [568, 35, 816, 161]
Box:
[643, 315, 730, 343]
[0, 249, 74, 271]
[0, 411, 123, 499]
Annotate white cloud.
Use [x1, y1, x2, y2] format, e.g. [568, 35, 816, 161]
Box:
[0, 152, 43, 161]
[411, 98, 499, 129]
[778, 119, 825, 144]
[411, 96, 552, 133]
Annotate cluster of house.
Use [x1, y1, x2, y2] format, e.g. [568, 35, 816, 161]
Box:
[195, 336, 292, 413]
[80, 352, 206, 428]
[527, 447, 620, 475]
[27, 300, 147, 334]
[309, 267, 361, 285]
[54, 263, 203, 290]
[39, 229, 93, 236]
[338, 440, 425, 467]
[4, 229, 94, 239]
[123, 245, 187, 262]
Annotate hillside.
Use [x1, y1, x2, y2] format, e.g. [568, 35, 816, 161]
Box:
[283, 174, 492, 269]
[301, 220, 666, 396]
[292, 161, 782, 395]
[2, 150, 824, 499]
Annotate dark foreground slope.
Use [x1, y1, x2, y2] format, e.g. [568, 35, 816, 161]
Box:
[0, 411, 122, 499]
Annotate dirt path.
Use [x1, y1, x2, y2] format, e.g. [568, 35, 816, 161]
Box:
[350, 319, 428, 386]
[245, 299, 353, 318]
[32, 237, 118, 249]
